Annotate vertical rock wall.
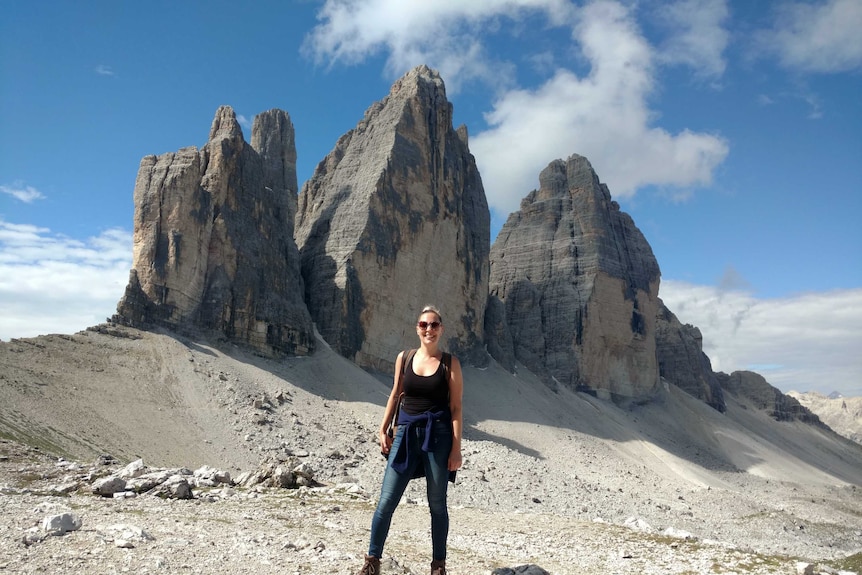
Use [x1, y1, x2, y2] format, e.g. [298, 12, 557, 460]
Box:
[719, 371, 824, 424]
[295, 65, 490, 371]
[488, 155, 661, 400]
[115, 106, 314, 356]
[655, 302, 726, 411]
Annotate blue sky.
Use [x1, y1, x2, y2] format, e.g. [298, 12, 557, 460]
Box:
[1, 0, 860, 396]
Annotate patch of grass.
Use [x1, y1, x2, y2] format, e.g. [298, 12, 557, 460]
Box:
[0, 414, 76, 459]
[831, 552, 862, 572]
[733, 554, 789, 571]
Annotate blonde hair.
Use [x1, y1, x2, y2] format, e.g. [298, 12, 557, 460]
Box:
[419, 304, 442, 324]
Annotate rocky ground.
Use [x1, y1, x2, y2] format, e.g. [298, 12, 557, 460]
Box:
[1, 440, 860, 575]
[1, 327, 862, 574]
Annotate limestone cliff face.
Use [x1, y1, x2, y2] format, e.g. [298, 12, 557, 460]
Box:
[295, 65, 490, 370]
[115, 106, 314, 356]
[656, 301, 726, 412]
[488, 155, 660, 400]
[719, 371, 823, 424]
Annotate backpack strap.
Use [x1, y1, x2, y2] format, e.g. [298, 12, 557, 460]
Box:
[387, 349, 417, 438]
[442, 352, 452, 383]
[397, 349, 417, 394]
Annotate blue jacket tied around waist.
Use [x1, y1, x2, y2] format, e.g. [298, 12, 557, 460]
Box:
[390, 408, 456, 483]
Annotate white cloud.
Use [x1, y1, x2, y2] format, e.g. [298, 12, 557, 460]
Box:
[0, 220, 132, 341]
[1, 182, 45, 203]
[95, 64, 116, 76]
[660, 279, 862, 397]
[756, 0, 862, 73]
[304, 0, 729, 222]
[304, 0, 729, 220]
[303, 0, 575, 90]
[652, 0, 729, 78]
[237, 114, 252, 129]
[472, 1, 729, 218]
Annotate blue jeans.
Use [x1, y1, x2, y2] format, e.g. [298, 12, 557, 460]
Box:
[368, 419, 453, 560]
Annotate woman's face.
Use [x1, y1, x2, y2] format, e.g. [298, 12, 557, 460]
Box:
[416, 311, 443, 346]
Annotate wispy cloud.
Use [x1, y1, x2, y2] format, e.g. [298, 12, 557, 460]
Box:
[757, 94, 774, 106]
[237, 114, 252, 129]
[755, 0, 862, 73]
[0, 182, 45, 203]
[305, 0, 729, 220]
[95, 64, 116, 77]
[660, 279, 862, 397]
[303, 0, 575, 91]
[0, 220, 132, 340]
[652, 0, 730, 79]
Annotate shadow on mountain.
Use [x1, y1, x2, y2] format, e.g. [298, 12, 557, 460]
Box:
[208, 332, 862, 486]
[2, 327, 860, 489]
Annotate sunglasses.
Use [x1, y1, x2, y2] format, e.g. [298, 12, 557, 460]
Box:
[417, 321, 441, 330]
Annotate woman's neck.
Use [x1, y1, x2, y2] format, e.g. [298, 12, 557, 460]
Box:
[417, 343, 440, 358]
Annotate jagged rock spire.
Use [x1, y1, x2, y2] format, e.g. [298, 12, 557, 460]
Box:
[115, 106, 314, 356]
[295, 65, 490, 370]
[488, 154, 661, 401]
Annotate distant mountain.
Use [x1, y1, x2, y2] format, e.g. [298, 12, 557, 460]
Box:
[788, 391, 862, 445]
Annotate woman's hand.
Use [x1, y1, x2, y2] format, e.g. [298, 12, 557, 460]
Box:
[379, 429, 393, 455]
[448, 448, 462, 472]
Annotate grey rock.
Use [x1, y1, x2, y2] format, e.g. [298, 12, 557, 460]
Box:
[117, 458, 147, 479]
[655, 301, 725, 411]
[193, 465, 231, 487]
[295, 65, 490, 371]
[719, 371, 825, 424]
[483, 294, 515, 372]
[236, 457, 312, 489]
[92, 476, 126, 497]
[151, 475, 193, 499]
[489, 155, 661, 400]
[126, 467, 191, 494]
[41, 512, 82, 534]
[48, 481, 80, 495]
[114, 106, 314, 357]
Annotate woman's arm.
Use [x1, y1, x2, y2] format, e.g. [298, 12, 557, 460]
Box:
[448, 356, 463, 471]
[379, 351, 405, 455]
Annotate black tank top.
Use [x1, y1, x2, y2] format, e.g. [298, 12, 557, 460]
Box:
[401, 355, 449, 415]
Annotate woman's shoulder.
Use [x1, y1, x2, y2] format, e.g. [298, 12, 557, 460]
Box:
[443, 353, 461, 371]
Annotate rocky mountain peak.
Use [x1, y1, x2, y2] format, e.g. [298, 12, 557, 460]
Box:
[390, 64, 445, 96]
[209, 105, 244, 142]
[719, 371, 824, 425]
[488, 154, 661, 401]
[114, 105, 313, 356]
[295, 65, 490, 371]
[251, 108, 299, 227]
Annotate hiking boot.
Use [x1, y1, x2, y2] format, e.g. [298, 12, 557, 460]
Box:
[358, 555, 380, 575]
[430, 559, 446, 575]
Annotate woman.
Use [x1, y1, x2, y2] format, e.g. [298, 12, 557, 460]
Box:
[358, 305, 463, 575]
